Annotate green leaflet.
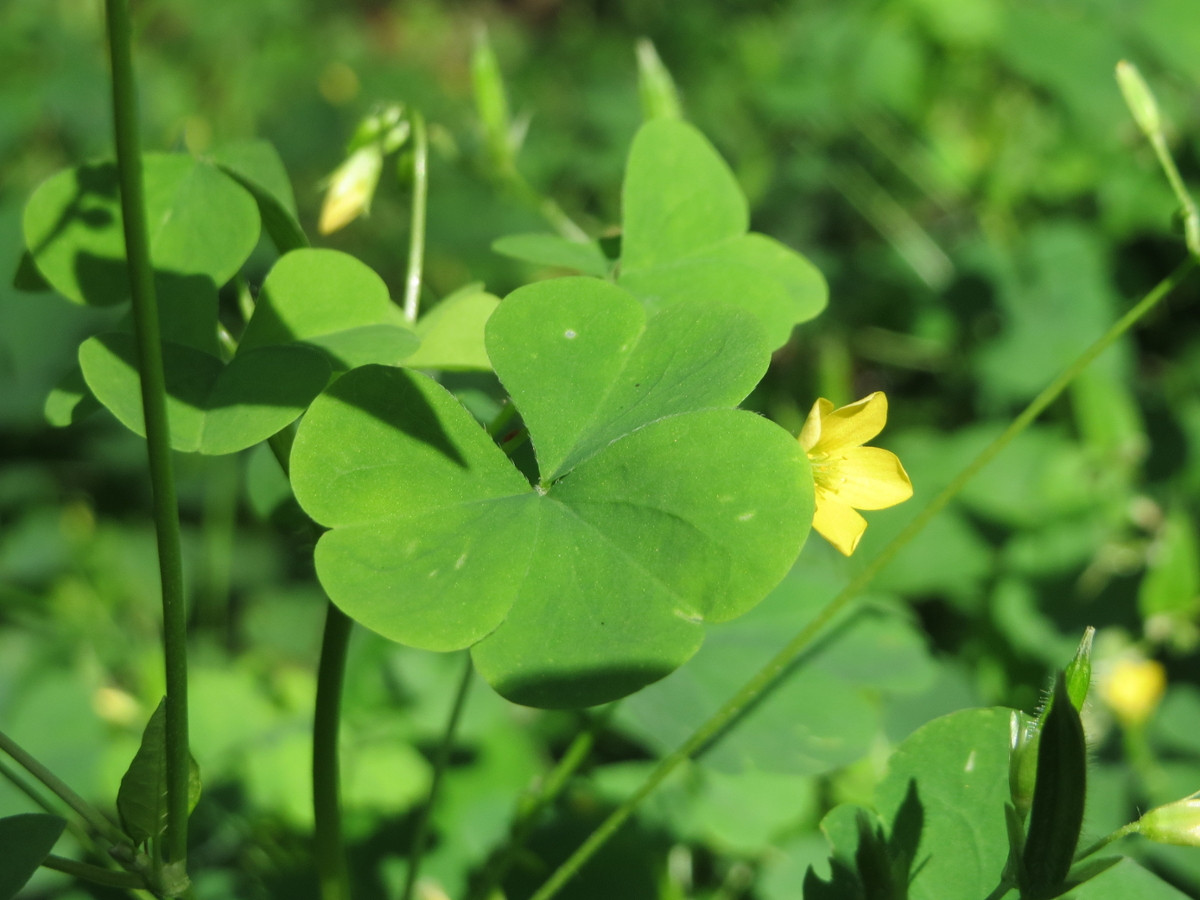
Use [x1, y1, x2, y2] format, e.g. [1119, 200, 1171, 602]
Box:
[874, 708, 1013, 900]
[211, 139, 309, 253]
[239, 248, 418, 370]
[0, 814, 66, 900]
[618, 120, 828, 348]
[117, 699, 202, 847]
[22, 154, 260, 306]
[405, 286, 500, 371]
[291, 278, 812, 708]
[492, 233, 611, 277]
[79, 332, 330, 455]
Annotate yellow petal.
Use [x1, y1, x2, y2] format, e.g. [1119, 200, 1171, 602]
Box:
[799, 398, 834, 451]
[318, 145, 383, 235]
[809, 392, 888, 455]
[819, 446, 913, 511]
[812, 490, 868, 556]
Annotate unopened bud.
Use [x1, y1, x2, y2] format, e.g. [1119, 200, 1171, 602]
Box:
[318, 144, 383, 235]
[1116, 61, 1162, 140]
[1137, 794, 1200, 847]
[1065, 626, 1095, 711]
[1009, 710, 1039, 819]
[1101, 657, 1166, 727]
[471, 25, 514, 171]
[636, 38, 683, 121]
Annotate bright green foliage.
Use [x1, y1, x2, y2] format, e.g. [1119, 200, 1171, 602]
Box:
[618, 120, 827, 348]
[619, 558, 934, 775]
[117, 698, 202, 847]
[405, 286, 500, 371]
[239, 248, 418, 370]
[0, 813, 65, 900]
[44, 366, 100, 427]
[79, 333, 329, 455]
[491, 233, 610, 277]
[873, 708, 1013, 900]
[1070, 858, 1193, 899]
[23, 154, 260, 306]
[211, 139, 308, 253]
[1139, 509, 1200, 628]
[291, 277, 812, 707]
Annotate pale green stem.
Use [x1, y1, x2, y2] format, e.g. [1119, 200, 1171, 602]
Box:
[401, 653, 474, 900]
[1076, 822, 1141, 862]
[0, 729, 130, 850]
[42, 854, 147, 890]
[402, 111, 428, 323]
[104, 0, 190, 866]
[0, 755, 101, 854]
[1149, 133, 1200, 258]
[526, 258, 1197, 900]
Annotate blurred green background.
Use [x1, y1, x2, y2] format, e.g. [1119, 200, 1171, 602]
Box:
[4, 0, 1200, 897]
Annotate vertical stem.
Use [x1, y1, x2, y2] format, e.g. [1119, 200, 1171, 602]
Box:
[402, 110, 428, 324]
[103, 0, 190, 867]
[314, 603, 354, 900]
[401, 653, 474, 900]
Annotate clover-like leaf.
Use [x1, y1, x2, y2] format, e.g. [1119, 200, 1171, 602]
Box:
[211, 139, 308, 253]
[80, 332, 330, 455]
[291, 277, 812, 708]
[618, 120, 827, 348]
[492, 232, 610, 277]
[23, 154, 260, 306]
[0, 813, 66, 900]
[405, 286, 501, 371]
[238, 248, 418, 371]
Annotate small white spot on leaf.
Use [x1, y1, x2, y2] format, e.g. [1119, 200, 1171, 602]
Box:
[455, 553, 467, 570]
[428, 569, 439, 578]
[564, 329, 577, 339]
[964, 750, 977, 772]
[737, 511, 756, 521]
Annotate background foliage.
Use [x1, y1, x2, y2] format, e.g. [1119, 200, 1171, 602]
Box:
[3, 0, 1200, 897]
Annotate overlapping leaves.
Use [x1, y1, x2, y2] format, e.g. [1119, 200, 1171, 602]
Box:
[495, 120, 827, 349]
[291, 276, 813, 708]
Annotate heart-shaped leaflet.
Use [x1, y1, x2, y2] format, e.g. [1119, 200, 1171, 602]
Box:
[291, 277, 813, 708]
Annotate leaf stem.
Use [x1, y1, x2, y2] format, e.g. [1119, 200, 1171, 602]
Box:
[525, 257, 1197, 900]
[401, 653, 474, 900]
[42, 854, 147, 890]
[1075, 822, 1140, 862]
[103, 0, 190, 867]
[314, 603, 354, 900]
[466, 711, 607, 900]
[0, 754, 97, 851]
[402, 110, 428, 324]
[0, 729, 130, 850]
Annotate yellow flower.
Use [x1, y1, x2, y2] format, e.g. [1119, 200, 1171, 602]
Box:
[1101, 657, 1166, 727]
[799, 392, 913, 556]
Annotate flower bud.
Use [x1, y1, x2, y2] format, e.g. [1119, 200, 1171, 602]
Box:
[1065, 626, 1095, 711]
[318, 144, 383, 235]
[1009, 710, 1039, 819]
[1137, 795, 1200, 847]
[1116, 61, 1162, 141]
[636, 38, 683, 121]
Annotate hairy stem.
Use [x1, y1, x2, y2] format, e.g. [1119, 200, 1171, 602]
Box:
[0, 730, 129, 850]
[314, 603, 354, 900]
[104, 0, 190, 866]
[41, 855, 147, 890]
[1076, 822, 1140, 862]
[401, 653, 474, 900]
[526, 258, 1197, 900]
[402, 110, 428, 323]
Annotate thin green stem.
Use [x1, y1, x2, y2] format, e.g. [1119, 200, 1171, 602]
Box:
[467, 715, 605, 900]
[0, 730, 129, 850]
[1149, 133, 1200, 257]
[314, 603, 354, 900]
[402, 110, 428, 323]
[0, 754, 96, 851]
[401, 653, 474, 900]
[1076, 822, 1140, 862]
[526, 258, 1197, 900]
[508, 172, 590, 243]
[42, 854, 147, 890]
[104, 0, 190, 867]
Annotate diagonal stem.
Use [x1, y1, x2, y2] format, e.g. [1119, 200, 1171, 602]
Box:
[41, 854, 147, 890]
[401, 653, 474, 900]
[526, 257, 1197, 900]
[314, 603, 354, 900]
[103, 0, 190, 867]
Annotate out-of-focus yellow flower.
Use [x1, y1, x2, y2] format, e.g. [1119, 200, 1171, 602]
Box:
[1101, 657, 1167, 727]
[799, 392, 913, 556]
[318, 144, 383, 235]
